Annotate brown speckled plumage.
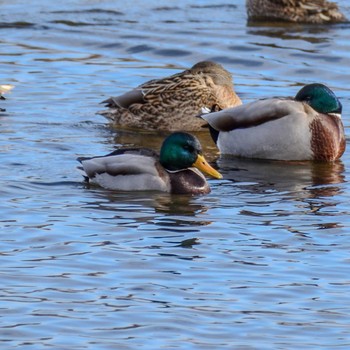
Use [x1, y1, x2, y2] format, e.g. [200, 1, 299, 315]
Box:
[168, 168, 211, 195]
[99, 61, 242, 131]
[246, 0, 347, 24]
[310, 114, 346, 161]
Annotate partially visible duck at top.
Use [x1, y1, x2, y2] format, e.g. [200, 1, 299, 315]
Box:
[201, 83, 345, 161]
[99, 61, 242, 131]
[78, 132, 222, 195]
[246, 0, 347, 24]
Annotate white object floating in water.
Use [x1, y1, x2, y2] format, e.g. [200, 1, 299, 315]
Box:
[0, 84, 15, 95]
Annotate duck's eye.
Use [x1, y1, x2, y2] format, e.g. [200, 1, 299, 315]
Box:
[183, 145, 194, 153]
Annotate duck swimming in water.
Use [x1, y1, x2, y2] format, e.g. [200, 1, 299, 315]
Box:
[100, 61, 242, 131]
[78, 132, 222, 194]
[201, 83, 345, 161]
[246, 0, 347, 24]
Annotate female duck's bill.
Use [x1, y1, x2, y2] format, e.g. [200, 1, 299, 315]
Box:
[201, 83, 345, 162]
[78, 132, 222, 194]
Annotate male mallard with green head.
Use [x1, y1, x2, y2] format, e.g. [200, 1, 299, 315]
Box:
[100, 61, 242, 131]
[201, 83, 345, 161]
[246, 0, 347, 24]
[78, 132, 222, 194]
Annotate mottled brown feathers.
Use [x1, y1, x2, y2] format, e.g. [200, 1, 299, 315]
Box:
[310, 114, 346, 161]
[246, 0, 347, 24]
[168, 168, 211, 195]
[100, 61, 242, 131]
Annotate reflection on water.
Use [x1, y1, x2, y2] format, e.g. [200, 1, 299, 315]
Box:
[1, 0, 350, 348]
[247, 24, 337, 43]
[218, 156, 346, 196]
[80, 187, 212, 231]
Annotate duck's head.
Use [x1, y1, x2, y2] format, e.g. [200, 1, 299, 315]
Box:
[295, 83, 342, 114]
[190, 61, 233, 87]
[160, 132, 222, 179]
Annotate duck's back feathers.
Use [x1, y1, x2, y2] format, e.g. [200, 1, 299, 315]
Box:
[78, 149, 170, 192]
[246, 0, 347, 24]
[202, 98, 313, 132]
[77, 148, 158, 177]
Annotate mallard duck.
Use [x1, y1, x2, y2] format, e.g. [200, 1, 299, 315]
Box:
[77, 132, 222, 194]
[99, 61, 242, 131]
[201, 83, 345, 161]
[246, 0, 347, 24]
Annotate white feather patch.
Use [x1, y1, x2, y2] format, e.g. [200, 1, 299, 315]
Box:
[217, 114, 313, 160]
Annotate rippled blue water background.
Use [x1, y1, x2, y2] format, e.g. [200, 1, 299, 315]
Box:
[1, 0, 350, 348]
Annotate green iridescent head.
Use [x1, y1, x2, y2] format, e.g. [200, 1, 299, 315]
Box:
[295, 83, 342, 114]
[160, 132, 222, 179]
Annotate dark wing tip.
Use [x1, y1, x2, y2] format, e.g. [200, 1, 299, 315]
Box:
[100, 97, 114, 106]
[77, 156, 90, 164]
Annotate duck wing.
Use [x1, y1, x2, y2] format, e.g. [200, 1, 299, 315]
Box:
[77, 148, 160, 178]
[102, 89, 145, 108]
[102, 70, 217, 110]
[77, 148, 172, 191]
[101, 71, 188, 108]
[201, 98, 307, 132]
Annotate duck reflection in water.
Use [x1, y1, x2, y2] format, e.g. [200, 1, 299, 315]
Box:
[217, 156, 346, 198]
[80, 190, 213, 232]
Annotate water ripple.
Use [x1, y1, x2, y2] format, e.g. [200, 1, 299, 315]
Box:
[1, 0, 350, 348]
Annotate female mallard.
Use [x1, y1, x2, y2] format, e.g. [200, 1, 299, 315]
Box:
[201, 83, 345, 161]
[99, 61, 242, 131]
[77, 132, 222, 194]
[246, 0, 347, 24]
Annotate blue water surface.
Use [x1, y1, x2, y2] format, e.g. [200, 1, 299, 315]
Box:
[1, 0, 350, 349]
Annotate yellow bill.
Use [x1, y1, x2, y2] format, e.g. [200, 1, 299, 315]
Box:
[192, 154, 222, 179]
